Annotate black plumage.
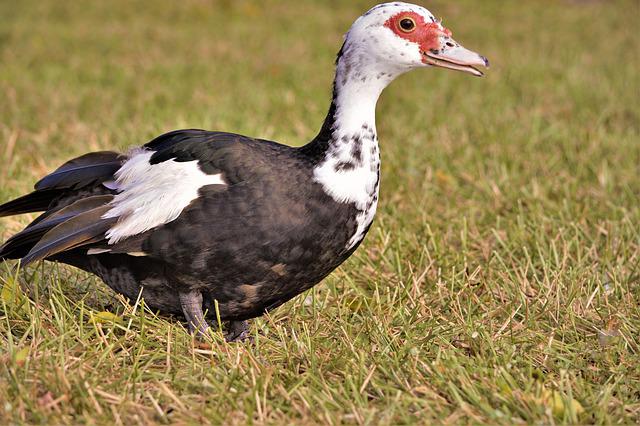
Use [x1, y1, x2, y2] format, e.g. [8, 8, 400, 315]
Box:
[0, 190, 65, 218]
[34, 151, 122, 191]
[0, 129, 361, 337]
[0, 195, 114, 259]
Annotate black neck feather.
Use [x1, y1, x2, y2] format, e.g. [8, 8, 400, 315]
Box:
[299, 43, 347, 163]
[299, 85, 338, 162]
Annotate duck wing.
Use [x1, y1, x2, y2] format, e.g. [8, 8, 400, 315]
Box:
[0, 151, 122, 218]
[1, 129, 290, 269]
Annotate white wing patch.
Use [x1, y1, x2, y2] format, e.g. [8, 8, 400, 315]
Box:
[103, 149, 225, 244]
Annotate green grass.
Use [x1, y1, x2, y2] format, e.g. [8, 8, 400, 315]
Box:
[0, 0, 638, 423]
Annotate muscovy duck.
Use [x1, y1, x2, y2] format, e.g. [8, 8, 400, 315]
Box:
[0, 2, 488, 341]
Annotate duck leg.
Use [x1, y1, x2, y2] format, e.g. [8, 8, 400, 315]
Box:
[225, 320, 251, 342]
[179, 290, 209, 337]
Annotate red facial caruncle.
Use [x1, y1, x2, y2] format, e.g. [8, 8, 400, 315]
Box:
[384, 11, 452, 56]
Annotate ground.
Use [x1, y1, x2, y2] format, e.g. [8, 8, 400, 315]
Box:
[0, 0, 638, 424]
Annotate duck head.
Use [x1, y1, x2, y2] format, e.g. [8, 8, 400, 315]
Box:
[340, 2, 489, 80]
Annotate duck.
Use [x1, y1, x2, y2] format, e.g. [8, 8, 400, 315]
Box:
[0, 2, 488, 341]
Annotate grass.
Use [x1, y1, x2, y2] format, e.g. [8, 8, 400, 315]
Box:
[0, 0, 638, 423]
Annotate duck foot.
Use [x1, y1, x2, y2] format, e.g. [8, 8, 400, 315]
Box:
[179, 290, 209, 338]
[225, 320, 251, 342]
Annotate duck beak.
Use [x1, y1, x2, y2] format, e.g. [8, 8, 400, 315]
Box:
[423, 39, 489, 77]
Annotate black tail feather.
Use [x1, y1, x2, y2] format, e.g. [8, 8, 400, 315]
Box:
[27, 194, 114, 228]
[1, 150, 124, 264]
[0, 195, 114, 260]
[22, 205, 117, 266]
[0, 189, 62, 217]
[0, 227, 51, 259]
[0, 150, 122, 220]
[34, 151, 122, 191]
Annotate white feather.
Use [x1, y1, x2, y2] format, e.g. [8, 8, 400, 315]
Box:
[103, 149, 225, 244]
[87, 248, 111, 255]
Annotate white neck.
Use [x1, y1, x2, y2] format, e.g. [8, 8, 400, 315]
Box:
[311, 46, 400, 249]
[331, 46, 398, 136]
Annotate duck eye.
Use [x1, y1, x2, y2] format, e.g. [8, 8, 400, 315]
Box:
[399, 17, 416, 32]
